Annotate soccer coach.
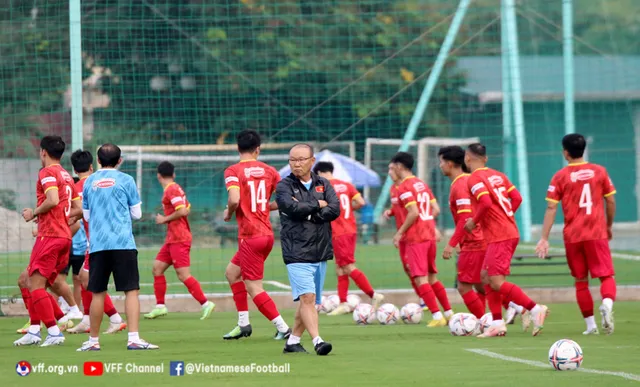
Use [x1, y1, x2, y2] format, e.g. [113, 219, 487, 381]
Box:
[79, 143, 158, 351]
[276, 144, 340, 355]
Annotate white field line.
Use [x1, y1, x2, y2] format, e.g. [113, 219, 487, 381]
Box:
[0, 280, 292, 291]
[518, 245, 640, 262]
[466, 349, 640, 382]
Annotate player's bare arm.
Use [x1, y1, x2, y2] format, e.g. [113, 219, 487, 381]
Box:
[269, 201, 278, 211]
[605, 194, 616, 240]
[224, 186, 241, 222]
[351, 194, 365, 211]
[70, 220, 81, 236]
[23, 187, 60, 221]
[394, 203, 418, 248]
[536, 200, 559, 258]
[431, 200, 441, 218]
[69, 196, 83, 219]
[156, 206, 189, 225]
[383, 208, 394, 220]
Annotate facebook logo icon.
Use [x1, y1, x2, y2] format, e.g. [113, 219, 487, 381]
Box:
[170, 361, 184, 376]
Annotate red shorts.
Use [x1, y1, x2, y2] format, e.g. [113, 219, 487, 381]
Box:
[457, 250, 485, 283]
[230, 235, 274, 281]
[565, 239, 614, 279]
[483, 238, 519, 276]
[403, 240, 437, 278]
[333, 234, 356, 267]
[82, 252, 89, 272]
[156, 241, 192, 269]
[27, 237, 71, 286]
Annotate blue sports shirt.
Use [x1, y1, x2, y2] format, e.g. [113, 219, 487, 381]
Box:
[71, 220, 88, 255]
[83, 169, 141, 253]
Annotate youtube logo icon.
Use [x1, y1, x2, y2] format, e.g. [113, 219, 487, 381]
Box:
[84, 361, 104, 376]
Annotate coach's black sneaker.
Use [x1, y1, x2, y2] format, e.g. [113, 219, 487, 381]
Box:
[283, 343, 308, 354]
[223, 324, 252, 340]
[314, 341, 332, 356]
[274, 328, 291, 341]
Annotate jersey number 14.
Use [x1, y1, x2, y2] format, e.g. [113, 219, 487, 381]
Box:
[248, 180, 267, 213]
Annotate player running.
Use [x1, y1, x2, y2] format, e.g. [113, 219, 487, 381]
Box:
[312, 162, 384, 316]
[464, 143, 548, 337]
[67, 150, 126, 335]
[536, 133, 617, 335]
[438, 146, 486, 319]
[145, 161, 215, 320]
[14, 136, 82, 347]
[388, 152, 452, 327]
[222, 130, 291, 340]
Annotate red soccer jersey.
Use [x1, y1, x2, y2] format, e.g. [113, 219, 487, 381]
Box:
[396, 176, 437, 244]
[36, 164, 79, 239]
[162, 182, 192, 244]
[224, 160, 280, 239]
[75, 177, 90, 238]
[329, 179, 361, 238]
[449, 174, 485, 251]
[389, 184, 406, 231]
[468, 167, 519, 243]
[545, 162, 616, 243]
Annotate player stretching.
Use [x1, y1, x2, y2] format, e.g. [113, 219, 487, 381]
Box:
[389, 152, 452, 327]
[14, 136, 82, 347]
[464, 143, 548, 337]
[536, 134, 617, 335]
[67, 150, 126, 335]
[312, 162, 384, 315]
[145, 162, 215, 320]
[222, 130, 291, 340]
[438, 146, 486, 319]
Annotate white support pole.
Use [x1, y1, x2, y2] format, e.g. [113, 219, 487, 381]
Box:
[69, 0, 83, 155]
[136, 146, 143, 197]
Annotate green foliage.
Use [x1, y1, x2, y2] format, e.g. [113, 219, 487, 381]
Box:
[0, 189, 17, 210]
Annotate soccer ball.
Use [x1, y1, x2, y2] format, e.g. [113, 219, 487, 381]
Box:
[321, 295, 340, 313]
[479, 313, 493, 333]
[346, 294, 362, 311]
[549, 339, 584, 371]
[400, 303, 423, 324]
[353, 303, 375, 325]
[376, 303, 400, 325]
[448, 313, 479, 336]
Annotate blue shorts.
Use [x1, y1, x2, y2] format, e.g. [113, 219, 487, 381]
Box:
[286, 261, 327, 305]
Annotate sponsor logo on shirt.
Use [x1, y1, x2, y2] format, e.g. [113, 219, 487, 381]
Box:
[547, 185, 556, 192]
[244, 167, 265, 178]
[41, 176, 57, 185]
[470, 182, 485, 195]
[93, 178, 116, 189]
[225, 176, 239, 184]
[413, 182, 425, 192]
[60, 171, 72, 181]
[333, 184, 347, 193]
[399, 192, 413, 200]
[570, 169, 595, 182]
[391, 198, 398, 204]
[456, 198, 471, 206]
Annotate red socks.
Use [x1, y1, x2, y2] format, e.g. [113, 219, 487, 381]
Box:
[575, 281, 594, 318]
[600, 276, 616, 301]
[484, 284, 503, 321]
[153, 275, 167, 305]
[417, 283, 440, 314]
[104, 293, 117, 317]
[230, 281, 248, 312]
[461, 290, 485, 319]
[81, 285, 92, 315]
[431, 281, 451, 311]
[21, 288, 31, 311]
[184, 276, 207, 305]
[477, 291, 486, 311]
[349, 269, 375, 298]
[31, 289, 55, 328]
[337, 275, 349, 303]
[499, 282, 536, 311]
[46, 292, 65, 321]
[253, 291, 280, 321]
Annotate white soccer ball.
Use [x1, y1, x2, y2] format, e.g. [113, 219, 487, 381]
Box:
[479, 313, 493, 333]
[549, 339, 584, 371]
[448, 313, 479, 336]
[376, 303, 400, 325]
[400, 303, 423, 324]
[353, 303, 375, 325]
[346, 294, 362, 311]
[321, 295, 340, 313]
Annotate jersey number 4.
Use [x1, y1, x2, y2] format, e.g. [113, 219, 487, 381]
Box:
[579, 183, 593, 215]
[248, 180, 267, 213]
